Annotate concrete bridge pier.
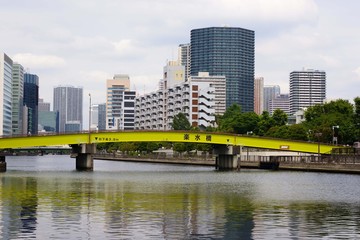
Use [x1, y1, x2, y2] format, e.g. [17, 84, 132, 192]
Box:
[214, 145, 241, 170]
[0, 156, 6, 172]
[71, 144, 96, 171]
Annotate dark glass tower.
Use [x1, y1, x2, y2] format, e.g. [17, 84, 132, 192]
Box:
[190, 27, 255, 111]
[24, 73, 39, 134]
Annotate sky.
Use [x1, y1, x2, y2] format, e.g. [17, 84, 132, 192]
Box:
[1, 0, 360, 128]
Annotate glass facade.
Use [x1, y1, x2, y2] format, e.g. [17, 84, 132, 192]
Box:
[190, 27, 255, 111]
[24, 73, 39, 134]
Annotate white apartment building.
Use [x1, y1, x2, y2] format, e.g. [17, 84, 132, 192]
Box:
[135, 72, 226, 130]
[290, 69, 326, 115]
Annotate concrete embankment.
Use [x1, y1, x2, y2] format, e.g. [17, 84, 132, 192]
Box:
[94, 154, 360, 174]
[94, 155, 215, 166]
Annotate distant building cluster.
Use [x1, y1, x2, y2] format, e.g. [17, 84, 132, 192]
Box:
[0, 26, 327, 136]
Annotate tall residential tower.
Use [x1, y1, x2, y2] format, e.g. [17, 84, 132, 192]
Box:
[190, 27, 255, 111]
[289, 69, 326, 114]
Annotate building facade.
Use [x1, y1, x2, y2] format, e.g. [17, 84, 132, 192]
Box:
[254, 77, 264, 115]
[289, 69, 326, 115]
[190, 27, 255, 111]
[263, 85, 281, 113]
[106, 74, 136, 130]
[0, 53, 13, 136]
[24, 73, 39, 135]
[178, 43, 191, 81]
[38, 98, 50, 112]
[53, 86, 83, 132]
[98, 103, 106, 131]
[135, 72, 226, 130]
[12, 63, 24, 135]
[268, 93, 290, 115]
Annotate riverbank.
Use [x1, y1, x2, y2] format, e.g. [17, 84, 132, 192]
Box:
[94, 154, 360, 174]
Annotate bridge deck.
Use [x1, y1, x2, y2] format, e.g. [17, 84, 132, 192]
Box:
[0, 131, 341, 154]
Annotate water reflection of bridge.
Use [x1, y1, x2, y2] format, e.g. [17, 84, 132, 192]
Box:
[0, 131, 346, 172]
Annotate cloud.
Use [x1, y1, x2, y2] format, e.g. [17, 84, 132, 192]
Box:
[12, 53, 66, 69]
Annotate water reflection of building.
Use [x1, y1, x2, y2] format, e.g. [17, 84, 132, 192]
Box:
[1, 177, 38, 239]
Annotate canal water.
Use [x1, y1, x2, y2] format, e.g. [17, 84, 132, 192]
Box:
[1, 155, 360, 239]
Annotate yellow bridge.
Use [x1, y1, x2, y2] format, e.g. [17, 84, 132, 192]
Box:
[0, 130, 338, 154]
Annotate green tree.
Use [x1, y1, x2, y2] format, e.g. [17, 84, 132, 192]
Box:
[256, 111, 275, 136]
[304, 99, 356, 144]
[218, 104, 242, 133]
[272, 109, 288, 126]
[172, 112, 192, 130]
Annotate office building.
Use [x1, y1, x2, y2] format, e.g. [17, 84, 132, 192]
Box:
[12, 63, 24, 135]
[289, 69, 326, 114]
[106, 74, 136, 130]
[268, 94, 290, 115]
[254, 77, 264, 114]
[0, 53, 13, 136]
[190, 26, 255, 111]
[24, 73, 39, 135]
[97, 103, 106, 131]
[38, 98, 50, 112]
[38, 111, 58, 132]
[53, 86, 83, 132]
[263, 85, 280, 113]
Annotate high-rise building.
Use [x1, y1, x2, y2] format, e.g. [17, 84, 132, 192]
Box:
[268, 94, 290, 115]
[254, 77, 264, 115]
[90, 104, 99, 131]
[106, 74, 136, 130]
[24, 73, 39, 135]
[53, 86, 83, 132]
[263, 85, 280, 113]
[38, 111, 58, 132]
[289, 69, 326, 115]
[190, 26, 255, 111]
[0, 53, 13, 136]
[12, 63, 24, 135]
[97, 103, 106, 131]
[178, 43, 190, 81]
[38, 98, 58, 133]
[38, 98, 50, 112]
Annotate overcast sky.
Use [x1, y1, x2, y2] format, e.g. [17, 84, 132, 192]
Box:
[1, 0, 360, 127]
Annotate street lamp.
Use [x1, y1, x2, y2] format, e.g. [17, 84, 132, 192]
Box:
[332, 125, 339, 145]
[314, 132, 322, 161]
[88, 93, 91, 143]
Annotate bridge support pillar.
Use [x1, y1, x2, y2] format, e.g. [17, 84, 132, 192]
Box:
[72, 144, 96, 171]
[0, 156, 6, 172]
[214, 145, 241, 170]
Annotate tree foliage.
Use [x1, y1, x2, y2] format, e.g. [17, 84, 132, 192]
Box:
[172, 112, 192, 130]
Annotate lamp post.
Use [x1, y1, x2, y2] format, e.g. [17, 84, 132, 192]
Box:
[88, 93, 91, 143]
[314, 132, 322, 161]
[332, 125, 339, 145]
